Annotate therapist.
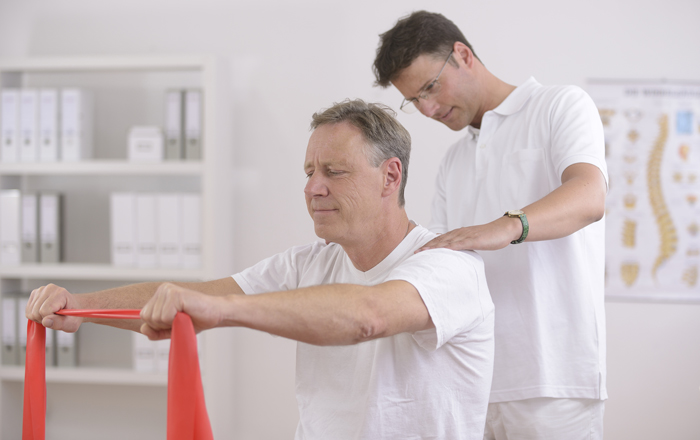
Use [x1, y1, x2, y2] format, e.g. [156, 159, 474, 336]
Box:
[373, 10, 608, 440]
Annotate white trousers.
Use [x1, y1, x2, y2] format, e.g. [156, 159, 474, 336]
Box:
[483, 397, 605, 440]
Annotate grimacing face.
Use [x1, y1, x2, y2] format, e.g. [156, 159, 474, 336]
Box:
[392, 51, 482, 131]
[303, 122, 387, 244]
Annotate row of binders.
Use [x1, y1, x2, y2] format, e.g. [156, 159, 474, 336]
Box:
[112, 192, 202, 268]
[163, 89, 203, 160]
[2, 294, 76, 367]
[127, 89, 203, 162]
[0, 190, 62, 265]
[132, 331, 201, 374]
[1, 88, 92, 162]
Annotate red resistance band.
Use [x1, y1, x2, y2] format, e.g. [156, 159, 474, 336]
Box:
[23, 310, 213, 440]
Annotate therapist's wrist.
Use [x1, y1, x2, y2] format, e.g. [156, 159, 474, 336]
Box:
[500, 214, 525, 244]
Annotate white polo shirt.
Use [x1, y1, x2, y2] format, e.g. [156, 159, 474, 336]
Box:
[430, 77, 609, 402]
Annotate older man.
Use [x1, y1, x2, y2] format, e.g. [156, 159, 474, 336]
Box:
[27, 99, 495, 440]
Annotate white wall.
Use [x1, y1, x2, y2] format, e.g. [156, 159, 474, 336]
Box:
[1, 0, 699, 438]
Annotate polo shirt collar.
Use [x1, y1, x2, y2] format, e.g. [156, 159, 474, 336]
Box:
[491, 76, 541, 116]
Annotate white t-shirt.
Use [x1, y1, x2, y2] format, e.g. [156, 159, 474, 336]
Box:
[232, 225, 495, 440]
[431, 77, 608, 403]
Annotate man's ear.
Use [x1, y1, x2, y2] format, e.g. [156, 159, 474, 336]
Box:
[382, 157, 402, 198]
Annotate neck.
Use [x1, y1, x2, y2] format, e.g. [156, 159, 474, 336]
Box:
[342, 212, 415, 272]
[470, 67, 517, 129]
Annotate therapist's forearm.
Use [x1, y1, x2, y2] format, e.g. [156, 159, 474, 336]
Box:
[519, 163, 607, 242]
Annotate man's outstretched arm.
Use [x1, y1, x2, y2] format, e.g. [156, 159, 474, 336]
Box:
[26, 277, 243, 333]
[141, 280, 434, 345]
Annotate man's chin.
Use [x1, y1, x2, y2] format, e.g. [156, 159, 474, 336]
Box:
[314, 226, 336, 243]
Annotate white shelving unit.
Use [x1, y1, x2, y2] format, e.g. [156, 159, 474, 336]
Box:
[0, 56, 235, 439]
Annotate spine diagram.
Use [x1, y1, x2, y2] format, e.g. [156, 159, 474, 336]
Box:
[647, 114, 677, 278]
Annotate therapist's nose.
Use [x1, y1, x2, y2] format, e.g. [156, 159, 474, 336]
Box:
[418, 98, 441, 118]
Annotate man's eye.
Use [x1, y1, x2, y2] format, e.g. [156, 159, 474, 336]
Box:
[305, 171, 313, 178]
[328, 170, 343, 176]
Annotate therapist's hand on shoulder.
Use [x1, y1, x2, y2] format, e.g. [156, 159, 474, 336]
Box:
[26, 284, 83, 333]
[416, 215, 522, 253]
[140, 283, 225, 340]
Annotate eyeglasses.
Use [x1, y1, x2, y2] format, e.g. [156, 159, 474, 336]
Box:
[400, 50, 453, 114]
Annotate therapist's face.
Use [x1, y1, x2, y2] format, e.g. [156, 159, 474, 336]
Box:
[303, 122, 386, 244]
[392, 47, 483, 131]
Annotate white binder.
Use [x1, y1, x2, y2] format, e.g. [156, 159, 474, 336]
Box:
[21, 193, 39, 263]
[0, 190, 22, 265]
[39, 192, 62, 263]
[181, 193, 202, 268]
[165, 90, 184, 160]
[19, 89, 39, 162]
[1, 297, 18, 365]
[1, 89, 20, 163]
[157, 193, 182, 268]
[39, 89, 59, 162]
[155, 339, 170, 373]
[184, 90, 202, 160]
[45, 328, 55, 367]
[135, 193, 157, 268]
[18, 297, 29, 366]
[111, 192, 136, 267]
[56, 329, 77, 367]
[132, 332, 156, 372]
[60, 88, 93, 162]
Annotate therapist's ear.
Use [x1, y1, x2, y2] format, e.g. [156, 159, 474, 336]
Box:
[453, 41, 475, 69]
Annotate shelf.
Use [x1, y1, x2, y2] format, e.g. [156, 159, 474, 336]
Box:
[0, 54, 235, 438]
[0, 55, 212, 73]
[0, 263, 205, 281]
[0, 366, 167, 386]
[0, 160, 204, 176]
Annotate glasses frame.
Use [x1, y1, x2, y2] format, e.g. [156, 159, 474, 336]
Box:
[400, 49, 454, 114]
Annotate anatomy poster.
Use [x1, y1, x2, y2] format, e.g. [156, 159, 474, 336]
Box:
[588, 81, 700, 301]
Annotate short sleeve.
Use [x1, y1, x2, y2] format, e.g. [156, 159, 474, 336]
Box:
[549, 87, 609, 187]
[385, 249, 491, 351]
[232, 242, 324, 295]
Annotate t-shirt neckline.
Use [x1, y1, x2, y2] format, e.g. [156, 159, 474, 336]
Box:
[344, 224, 429, 282]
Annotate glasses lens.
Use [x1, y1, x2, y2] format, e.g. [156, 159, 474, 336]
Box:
[400, 100, 418, 114]
[422, 80, 441, 100]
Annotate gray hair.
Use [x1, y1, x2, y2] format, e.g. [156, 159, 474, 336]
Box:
[310, 99, 411, 207]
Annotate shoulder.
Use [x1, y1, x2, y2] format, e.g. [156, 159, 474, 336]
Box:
[407, 248, 484, 273]
[396, 230, 485, 278]
[529, 84, 597, 115]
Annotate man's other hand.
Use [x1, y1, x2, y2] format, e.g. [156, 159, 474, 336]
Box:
[26, 284, 83, 333]
[140, 283, 224, 340]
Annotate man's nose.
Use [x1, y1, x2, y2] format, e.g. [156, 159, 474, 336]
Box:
[304, 173, 328, 197]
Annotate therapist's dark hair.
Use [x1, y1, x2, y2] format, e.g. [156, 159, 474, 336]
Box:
[310, 99, 411, 207]
[373, 10, 480, 87]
